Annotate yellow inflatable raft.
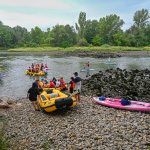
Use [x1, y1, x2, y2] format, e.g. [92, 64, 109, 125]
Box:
[43, 84, 68, 91]
[25, 70, 46, 76]
[39, 89, 77, 112]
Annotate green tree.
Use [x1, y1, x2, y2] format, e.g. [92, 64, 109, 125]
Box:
[31, 26, 43, 44]
[92, 35, 104, 46]
[75, 12, 86, 39]
[84, 20, 99, 44]
[133, 9, 150, 29]
[65, 24, 77, 45]
[98, 14, 124, 44]
[50, 24, 67, 47]
[13, 26, 30, 46]
[0, 26, 17, 48]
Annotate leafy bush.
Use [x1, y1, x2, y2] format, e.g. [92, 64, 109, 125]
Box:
[101, 44, 110, 47]
[92, 35, 104, 46]
[24, 42, 38, 47]
[59, 41, 71, 48]
[77, 38, 89, 46]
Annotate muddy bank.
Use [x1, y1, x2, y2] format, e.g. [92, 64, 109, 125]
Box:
[0, 96, 150, 150]
[1, 50, 150, 57]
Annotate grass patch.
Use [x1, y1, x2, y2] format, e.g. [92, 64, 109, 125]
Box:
[6, 46, 150, 52]
[41, 140, 54, 149]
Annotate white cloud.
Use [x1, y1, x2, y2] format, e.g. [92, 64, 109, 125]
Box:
[0, 10, 73, 30]
[0, 0, 71, 9]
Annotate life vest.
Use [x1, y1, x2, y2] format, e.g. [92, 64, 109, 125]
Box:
[45, 64, 47, 68]
[49, 81, 55, 88]
[71, 81, 74, 88]
[32, 68, 35, 72]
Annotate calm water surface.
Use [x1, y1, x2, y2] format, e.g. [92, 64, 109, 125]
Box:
[0, 54, 150, 100]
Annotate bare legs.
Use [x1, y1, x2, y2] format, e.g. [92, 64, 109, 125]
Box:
[75, 94, 80, 103]
[32, 100, 40, 110]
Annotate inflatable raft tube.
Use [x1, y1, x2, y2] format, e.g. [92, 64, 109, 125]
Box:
[43, 84, 68, 91]
[39, 89, 77, 112]
[25, 70, 46, 76]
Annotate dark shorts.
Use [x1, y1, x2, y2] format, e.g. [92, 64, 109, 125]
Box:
[39, 89, 43, 93]
[29, 97, 37, 102]
[70, 88, 73, 94]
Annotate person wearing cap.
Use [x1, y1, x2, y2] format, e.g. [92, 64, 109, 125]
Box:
[68, 77, 74, 94]
[38, 78, 44, 93]
[26, 82, 40, 111]
[73, 72, 82, 103]
[60, 77, 66, 91]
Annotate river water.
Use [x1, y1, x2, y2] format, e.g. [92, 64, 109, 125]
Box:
[0, 54, 150, 100]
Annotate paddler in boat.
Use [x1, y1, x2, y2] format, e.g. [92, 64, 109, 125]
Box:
[45, 64, 47, 68]
[60, 77, 66, 91]
[28, 67, 31, 72]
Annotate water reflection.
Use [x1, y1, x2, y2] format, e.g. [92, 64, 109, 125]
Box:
[0, 54, 150, 100]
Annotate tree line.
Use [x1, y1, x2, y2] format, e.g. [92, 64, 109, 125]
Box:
[0, 8, 150, 49]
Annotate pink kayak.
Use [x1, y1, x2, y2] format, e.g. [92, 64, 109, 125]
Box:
[93, 97, 150, 111]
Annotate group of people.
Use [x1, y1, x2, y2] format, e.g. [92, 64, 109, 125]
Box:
[28, 63, 48, 73]
[27, 72, 82, 111]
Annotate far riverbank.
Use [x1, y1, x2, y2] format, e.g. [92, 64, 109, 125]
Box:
[1, 50, 150, 58]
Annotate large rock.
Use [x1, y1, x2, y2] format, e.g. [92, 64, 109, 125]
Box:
[0, 96, 16, 108]
[0, 102, 10, 108]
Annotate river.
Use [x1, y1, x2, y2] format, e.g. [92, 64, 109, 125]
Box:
[0, 54, 150, 100]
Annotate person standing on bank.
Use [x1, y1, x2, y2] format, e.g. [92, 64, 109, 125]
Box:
[73, 72, 82, 103]
[27, 82, 40, 111]
[68, 77, 74, 94]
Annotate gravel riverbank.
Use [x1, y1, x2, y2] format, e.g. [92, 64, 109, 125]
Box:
[1, 95, 150, 150]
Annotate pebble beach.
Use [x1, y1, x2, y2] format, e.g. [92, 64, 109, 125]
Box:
[1, 95, 150, 150]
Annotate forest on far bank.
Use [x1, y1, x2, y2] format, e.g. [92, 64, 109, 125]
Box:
[0, 8, 150, 49]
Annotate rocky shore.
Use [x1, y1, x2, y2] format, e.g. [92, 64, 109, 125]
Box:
[1, 95, 150, 150]
[82, 68, 150, 103]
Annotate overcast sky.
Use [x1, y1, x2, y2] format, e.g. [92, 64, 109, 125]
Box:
[0, 0, 150, 31]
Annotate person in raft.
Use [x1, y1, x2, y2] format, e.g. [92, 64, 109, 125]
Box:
[73, 72, 82, 103]
[56, 80, 60, 87]
[36, 68, 39, 73]
[68, 77, 74, 94]
[38, 78, 44, 93]
[31, 63, 34, 69]
[49, 80, 55, 88]
[44, 78, 49, 87]
[28, 67, 31, 72]
[60, 77, 66, 91]
[26, 82, 40, 111]
[32, 68, 35, 73]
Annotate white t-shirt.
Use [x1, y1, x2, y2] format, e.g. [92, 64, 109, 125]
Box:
[56, 81, 60, 87]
